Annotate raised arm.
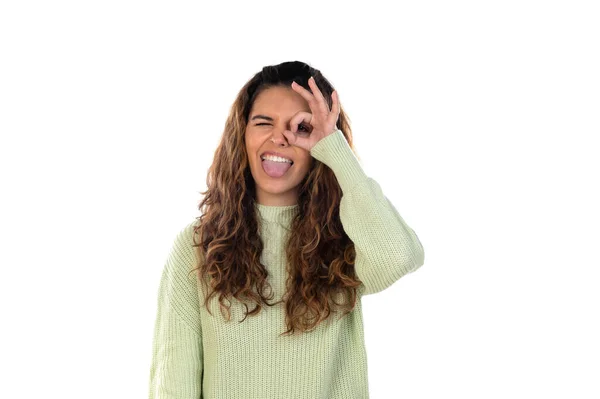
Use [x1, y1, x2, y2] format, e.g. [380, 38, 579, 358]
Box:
[310, 129, 425, 296]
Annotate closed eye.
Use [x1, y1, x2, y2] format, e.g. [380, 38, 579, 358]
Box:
[256, 123, 310, 132]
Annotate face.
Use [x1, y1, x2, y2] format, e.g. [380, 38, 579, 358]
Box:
[245, 85, 314, 206]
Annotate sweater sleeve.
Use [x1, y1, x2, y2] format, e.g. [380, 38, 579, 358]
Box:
[310, 129, 425, 296]
[149, 222, 204, 399]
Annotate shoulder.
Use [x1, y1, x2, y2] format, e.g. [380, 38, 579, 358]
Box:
[173, 218, 201, 246]
[163, 218, 205, 287]
[163, 218, 203, 270]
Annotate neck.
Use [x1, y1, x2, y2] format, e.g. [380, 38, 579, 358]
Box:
[255, 188, 299, 206]
[254, 202, 299, 225]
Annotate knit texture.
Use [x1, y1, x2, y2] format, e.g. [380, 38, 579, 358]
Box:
[148, 129, 425, 398]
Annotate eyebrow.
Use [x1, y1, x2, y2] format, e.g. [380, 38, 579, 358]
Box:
[250, 114, 274, 122]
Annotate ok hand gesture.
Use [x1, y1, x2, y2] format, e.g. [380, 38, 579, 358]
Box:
[282, 76, 340, 152]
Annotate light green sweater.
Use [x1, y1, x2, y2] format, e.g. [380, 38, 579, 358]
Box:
[148, 129, 425, 398]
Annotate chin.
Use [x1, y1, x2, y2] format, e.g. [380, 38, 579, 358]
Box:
[258, 179, 298, 193]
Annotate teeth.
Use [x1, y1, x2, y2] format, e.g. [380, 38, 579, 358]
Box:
[261, 155, 292, 163]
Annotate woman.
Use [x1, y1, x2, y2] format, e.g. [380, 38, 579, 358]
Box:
[148, 60, 425, 398]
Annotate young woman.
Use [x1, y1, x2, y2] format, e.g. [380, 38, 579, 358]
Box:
[148, 60, 425, 398]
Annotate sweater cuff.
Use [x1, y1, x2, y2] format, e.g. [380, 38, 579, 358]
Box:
[309, 129, 368, 194]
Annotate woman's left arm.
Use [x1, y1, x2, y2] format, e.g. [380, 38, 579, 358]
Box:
[310, 129, 425, 296]
[284, 78, 424, 296]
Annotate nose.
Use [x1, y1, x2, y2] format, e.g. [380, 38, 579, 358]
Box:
[270, 129, 289, 147]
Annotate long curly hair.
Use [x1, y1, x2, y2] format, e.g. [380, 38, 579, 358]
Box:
[190, 60, 363, 336]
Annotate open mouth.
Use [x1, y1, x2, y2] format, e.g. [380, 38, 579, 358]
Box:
[261, 156, 293, 178]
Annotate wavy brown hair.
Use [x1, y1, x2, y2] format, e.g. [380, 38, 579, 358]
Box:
[190, 60, 363, 336]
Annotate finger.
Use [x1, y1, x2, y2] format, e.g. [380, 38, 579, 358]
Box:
[307, 76, 329, 114]
[327, 90, 340, 128]
[289, 111, 313, 133]
[283, 129, 312, 150]
[291, 81, 317, 107]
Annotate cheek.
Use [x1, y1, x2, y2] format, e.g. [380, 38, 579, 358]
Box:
[296, 155, 313, 173]
[244, 137, 256, 158]
[245, 134, 261, 155]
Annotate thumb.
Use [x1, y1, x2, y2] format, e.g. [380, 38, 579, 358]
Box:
[283, 130, 311, 151]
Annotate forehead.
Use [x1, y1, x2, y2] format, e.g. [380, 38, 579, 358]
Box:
[250, 86, 310, 117]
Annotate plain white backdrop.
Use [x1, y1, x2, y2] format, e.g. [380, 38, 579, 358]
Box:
[1, 1, 598, 398]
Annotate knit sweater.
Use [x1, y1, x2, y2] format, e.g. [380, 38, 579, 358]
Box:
[148, 129, 425, 399]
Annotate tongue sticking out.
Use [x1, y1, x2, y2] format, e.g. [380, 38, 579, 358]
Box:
[262, 159, 292, 178]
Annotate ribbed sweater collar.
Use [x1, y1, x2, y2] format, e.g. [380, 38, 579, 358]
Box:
[254, 202, 299, 225]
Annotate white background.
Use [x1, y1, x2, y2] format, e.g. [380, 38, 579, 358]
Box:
[1, 1, 598, 398]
